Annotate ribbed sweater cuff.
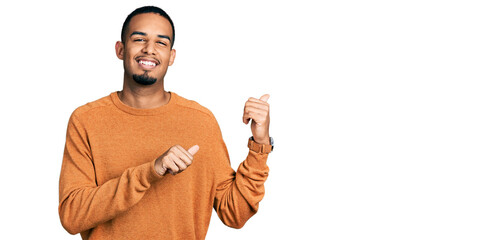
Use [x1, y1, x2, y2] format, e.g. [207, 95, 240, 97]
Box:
[149, 158, 164, 181]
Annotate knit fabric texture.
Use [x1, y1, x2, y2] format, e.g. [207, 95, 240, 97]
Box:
[58, 91, 269, 239]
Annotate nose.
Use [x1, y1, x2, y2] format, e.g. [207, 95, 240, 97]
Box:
[141, 41, 156, 55]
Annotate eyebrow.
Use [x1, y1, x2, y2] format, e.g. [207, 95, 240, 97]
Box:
[157, 35, 171, 41]
[130, 31, 147, 37]
[130, 31, 171, 42]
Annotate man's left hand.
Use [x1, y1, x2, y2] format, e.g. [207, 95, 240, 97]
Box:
[243, 94, 271, 145]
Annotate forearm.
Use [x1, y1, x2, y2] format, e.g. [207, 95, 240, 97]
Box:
[58, 159, 162, 234]
[214, 150, 269, 228]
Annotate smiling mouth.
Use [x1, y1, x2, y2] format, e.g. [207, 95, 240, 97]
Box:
[136, 58, 159, 70]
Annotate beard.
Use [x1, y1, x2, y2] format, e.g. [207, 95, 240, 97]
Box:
[133, 72, 157, 85]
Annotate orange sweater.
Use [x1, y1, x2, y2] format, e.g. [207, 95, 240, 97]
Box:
[58, 91, 270, 239]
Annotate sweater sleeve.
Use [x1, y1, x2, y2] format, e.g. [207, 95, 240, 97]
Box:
[211, 117, 270, 229]
[58, 113, 163, 235]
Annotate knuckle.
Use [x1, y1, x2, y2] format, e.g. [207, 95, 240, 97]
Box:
[166, 160, 174, 166]
[164, 163, 173, 171]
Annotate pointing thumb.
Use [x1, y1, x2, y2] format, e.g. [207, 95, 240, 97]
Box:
[259, 94, 270, 102]
[188, 145, 200, 156]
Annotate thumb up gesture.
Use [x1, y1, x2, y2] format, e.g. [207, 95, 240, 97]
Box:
[243, 94, 271, 145]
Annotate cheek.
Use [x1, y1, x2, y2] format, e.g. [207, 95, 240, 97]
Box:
[162, 52, 174, 66]
[125, 50, 140, 66]
[125, 45, 141, 58]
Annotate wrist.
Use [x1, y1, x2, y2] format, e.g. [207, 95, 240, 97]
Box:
[252, 136, 270, 145]
[154, 158, 165, 176]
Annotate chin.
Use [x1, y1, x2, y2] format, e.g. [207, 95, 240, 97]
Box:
[133, 73, 157, 85]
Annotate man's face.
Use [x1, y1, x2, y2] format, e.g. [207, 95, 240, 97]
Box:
[116, 13, 176, 85]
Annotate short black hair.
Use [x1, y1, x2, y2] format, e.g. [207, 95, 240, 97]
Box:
[121, 6, 175, 48]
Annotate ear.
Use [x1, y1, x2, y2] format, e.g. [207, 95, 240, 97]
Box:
[168, 48, 176, 66]
[115, 41, 124, 60]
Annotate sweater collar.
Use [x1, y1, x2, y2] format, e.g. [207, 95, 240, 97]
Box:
[110, 91, 177, 116]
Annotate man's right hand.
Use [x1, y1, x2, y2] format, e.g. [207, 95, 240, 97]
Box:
[154, 145, 200, 176]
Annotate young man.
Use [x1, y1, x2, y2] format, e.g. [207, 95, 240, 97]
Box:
[58, 6, 273, 240]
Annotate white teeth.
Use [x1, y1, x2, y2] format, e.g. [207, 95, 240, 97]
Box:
[139, 60, 156, 66]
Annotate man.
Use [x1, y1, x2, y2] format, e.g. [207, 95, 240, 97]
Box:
[58, 6, 274, 240]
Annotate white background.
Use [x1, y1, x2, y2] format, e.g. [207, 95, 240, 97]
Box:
[0, 0, 500, 239]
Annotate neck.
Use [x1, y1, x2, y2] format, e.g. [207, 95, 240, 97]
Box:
[119, 76, 171, 109]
